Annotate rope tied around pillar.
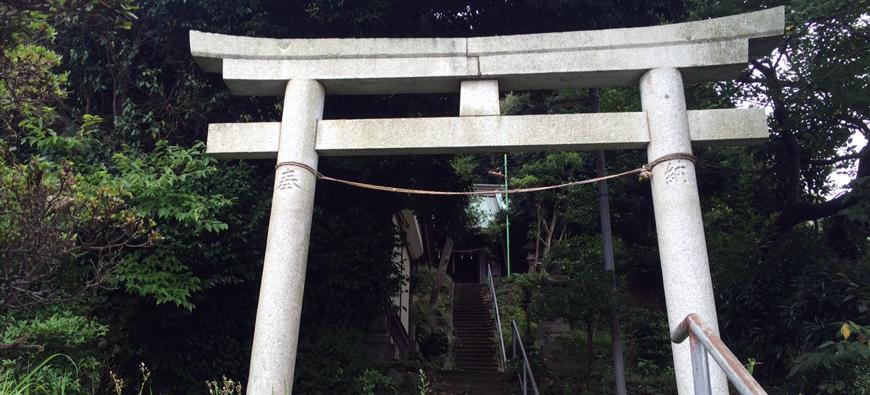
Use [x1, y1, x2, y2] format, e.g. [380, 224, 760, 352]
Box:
[638, 152, 697, 180]
[275, 152, 696, 196]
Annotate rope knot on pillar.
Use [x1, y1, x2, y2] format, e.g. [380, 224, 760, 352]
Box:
[639, 152, 697, 180]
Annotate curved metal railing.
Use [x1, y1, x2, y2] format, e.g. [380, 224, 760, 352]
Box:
[671, 313, 767, 395]
[486, 264, 539, 395]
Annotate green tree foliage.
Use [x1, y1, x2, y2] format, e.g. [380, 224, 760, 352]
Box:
[787, 321, 870, 393]
[1, 1, 245, 391]
[511, 152, 597, 266]
[0, 313, 108, 393]
[681, 1, 870, 390]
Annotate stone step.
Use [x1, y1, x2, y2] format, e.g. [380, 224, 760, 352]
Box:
[455, 344, 496, 351]
[451, 282, 506, 391]
[455, 335, 495, 340]
[454, 349, 496, 355]
[434, 370, 508, 379]
[453, 362, 499, 367]
[455, 324, 493, 329]
[455, 344, 496, 349]
[453, 365, 500, 372]
[454, 351, 496, 357]
[454, 344, 496, 350]
[455, 341, 495, 346]
[455, 357, 497, 364]
[455, 354, 497, 360]
[453, 366, 499, 373]
[455, 350, 496, 356]
[455, 349, 496, 354]
[454, 360, 499, 366]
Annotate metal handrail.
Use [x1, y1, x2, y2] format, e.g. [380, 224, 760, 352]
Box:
[511, 320, 540, 395]
[486, 264, 539, 395]
[486, 264, 508, 370]
[671, 313, 767, 395]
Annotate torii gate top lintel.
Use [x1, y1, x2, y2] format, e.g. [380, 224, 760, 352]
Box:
[190, 7, 784, 96]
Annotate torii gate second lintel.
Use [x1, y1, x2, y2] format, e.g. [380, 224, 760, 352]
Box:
[190, 7, 784, 395]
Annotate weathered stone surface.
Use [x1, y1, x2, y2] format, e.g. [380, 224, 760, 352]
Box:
[189, 34, 467, 72]
[246, 79, 324, 395]
[466, 7, 783, 56]
[221, 56, 478, 96]
[641, 68, 727, 394]
[205, 108, 767, 158]
[206, 122, 277, 159]
[459, 80, 500, 116]
[189, 7, 783, 95]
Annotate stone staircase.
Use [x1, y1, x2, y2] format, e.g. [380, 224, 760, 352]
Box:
[433, 283, 513, 394]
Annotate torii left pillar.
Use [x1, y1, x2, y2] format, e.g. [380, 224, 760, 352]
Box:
[247, 79, 325, 394]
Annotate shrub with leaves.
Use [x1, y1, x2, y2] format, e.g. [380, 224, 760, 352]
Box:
[0, 313, 108, 393]
[788, 321, 870, 394]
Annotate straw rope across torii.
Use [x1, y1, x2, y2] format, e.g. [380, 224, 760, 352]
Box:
[190, 7, 784, 395]
[272, 152, 697, 196]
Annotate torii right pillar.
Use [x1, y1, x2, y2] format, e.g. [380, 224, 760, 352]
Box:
[641, 67, 727, 394]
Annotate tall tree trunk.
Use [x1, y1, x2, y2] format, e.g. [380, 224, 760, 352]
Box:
[776, 143, 869, 230]
[585, 321, 595, 392]
[428, 238, 454, 307]
[542, 202, 559, 261]
[534, 202, 542, 272]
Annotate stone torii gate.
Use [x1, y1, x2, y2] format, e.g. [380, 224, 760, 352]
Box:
[190, 7, 783, 394]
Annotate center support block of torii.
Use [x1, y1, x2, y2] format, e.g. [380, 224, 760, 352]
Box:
[640, 68, 727, 394]
[247, 79, 325, 394]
